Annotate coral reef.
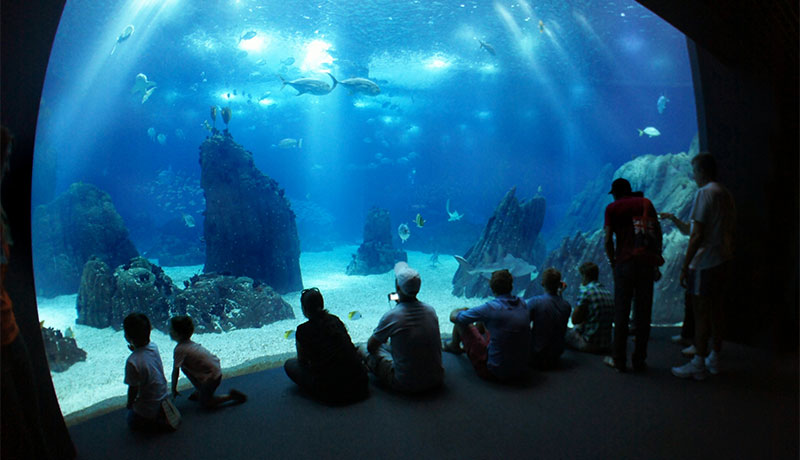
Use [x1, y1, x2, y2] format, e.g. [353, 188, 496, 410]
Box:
[200, 133, 302, 294]
[174, 274, 295, 333]
[42, 327, 87, 373]
[452, 187, 545, 298]
[346, 207, 407, 275]
[32, 182, 139, 297]
[77, 257, 175, 331]
[77, 256, 294, 333]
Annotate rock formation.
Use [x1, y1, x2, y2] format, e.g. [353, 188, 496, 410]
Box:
[77, 256, 175, 331]
[529, 144, 699, 324]
[452, 188, 545, 298]
[77, 256, 294, 333]
[31, 182, 139, 297]
[76, 257, 114, 328]
[200, 133, 302, 294]
[346, 207, 407, 275]
[174, 274, 295, 333]
[42, 327, 87, 373]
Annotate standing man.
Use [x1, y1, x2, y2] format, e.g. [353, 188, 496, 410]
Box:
[363, 262, 444, 393]
[671, 153, 736, 380]
[604, 178, 663, 372]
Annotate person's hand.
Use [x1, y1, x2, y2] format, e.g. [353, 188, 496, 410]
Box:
[679, 267, 688, 288]
[658, 212, 674, 220]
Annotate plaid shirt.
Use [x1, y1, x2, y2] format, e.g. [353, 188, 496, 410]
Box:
[574, 281, 614, 349]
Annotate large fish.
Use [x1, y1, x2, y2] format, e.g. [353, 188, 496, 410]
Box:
[479, 40, 496, 56]
[131, 73, 157, 103]
[339, 77, 380, 96]
[110, 24, 134, 55]
[279, 73, 338, 96]
[638, 126, 661, 137]
[454, 253, 538, 280]
[657, 95, 669, 114]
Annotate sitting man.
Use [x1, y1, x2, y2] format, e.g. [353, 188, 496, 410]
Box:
[446, 269, 531, 382]
[565, 262, 614, 354]
[362, 262, 444, 393]
[526, 268, 572, 370]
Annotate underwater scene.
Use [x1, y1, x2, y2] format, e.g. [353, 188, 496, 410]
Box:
[32, 0, 698, 416]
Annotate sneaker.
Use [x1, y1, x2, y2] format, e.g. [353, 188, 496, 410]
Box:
[671, 356, 708, 380]
[161, 398, 181, 430]
[681, 345, 697, 357]
[603, 356, 626, 373]
[229, 388, 248, 403]
[671, 335, 692, 346]
[705, 351, 720, 375]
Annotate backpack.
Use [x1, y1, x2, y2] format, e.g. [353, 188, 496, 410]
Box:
[631, 198, 664, 266]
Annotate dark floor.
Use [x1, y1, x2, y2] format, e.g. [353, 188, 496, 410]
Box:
[68, 328, 798, 460]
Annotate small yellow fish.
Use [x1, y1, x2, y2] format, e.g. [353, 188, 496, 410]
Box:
[415, 213, 425, 228]
[40, 320, 45, 328]
[284, 329, 295, 339]
[538, 20, 545, 33]
[348, 311, 362, 320]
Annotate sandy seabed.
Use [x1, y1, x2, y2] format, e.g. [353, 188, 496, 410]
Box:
[38, 246, 489, 417]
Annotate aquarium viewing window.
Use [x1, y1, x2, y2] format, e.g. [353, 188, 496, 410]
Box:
[32, 0, 698, 417]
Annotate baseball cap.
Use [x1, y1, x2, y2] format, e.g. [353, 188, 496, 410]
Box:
[608, 178, 632, 195]
[394, 261, 421, 296]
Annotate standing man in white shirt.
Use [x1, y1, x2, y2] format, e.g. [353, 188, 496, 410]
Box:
[671, 152, 736, 380]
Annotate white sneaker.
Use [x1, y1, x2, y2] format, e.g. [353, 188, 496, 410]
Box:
[672, 356, 708, 380]
[705, 351, 720, 375]
[681, 345, 697, 357]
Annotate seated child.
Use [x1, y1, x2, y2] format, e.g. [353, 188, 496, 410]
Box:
[169, 316, 246, 408]
[526, 268, 572, 370]
[284, 288, 368, 403]
[123, 313, 179, 431]
[565, 262, 614, 354]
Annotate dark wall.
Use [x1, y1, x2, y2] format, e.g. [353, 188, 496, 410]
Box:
[639, 0, 799, 349]
[1, 0, 74, 458]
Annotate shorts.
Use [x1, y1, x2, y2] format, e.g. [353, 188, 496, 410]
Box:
[687, 261, 731, 297]
[186, 374, 221, 406]
[460, 325, 494, 381]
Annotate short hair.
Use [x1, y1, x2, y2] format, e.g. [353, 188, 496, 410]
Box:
[692, 152, 717, 180]
[541, 268, 562, 294]
[578, 262, 599, 282]
[301, 287, 324, 317]
[490, 269, 513, 295]
[170, 316, 194, 341]
[123, 313, 151, 347]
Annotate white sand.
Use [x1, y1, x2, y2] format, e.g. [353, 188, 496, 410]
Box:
[38, 246, 489, 417]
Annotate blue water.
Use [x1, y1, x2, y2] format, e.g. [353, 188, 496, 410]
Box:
[33, 0, 696, 251]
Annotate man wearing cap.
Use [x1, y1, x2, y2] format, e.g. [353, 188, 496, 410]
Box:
[363, 262, 444, 393]
[604, 178, 663, 372]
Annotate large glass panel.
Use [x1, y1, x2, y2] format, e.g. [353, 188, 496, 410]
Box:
[33, 0, 697, 417]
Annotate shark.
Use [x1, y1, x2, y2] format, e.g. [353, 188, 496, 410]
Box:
[446, 199, 463, 221]
[454, 253, 538, 280]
